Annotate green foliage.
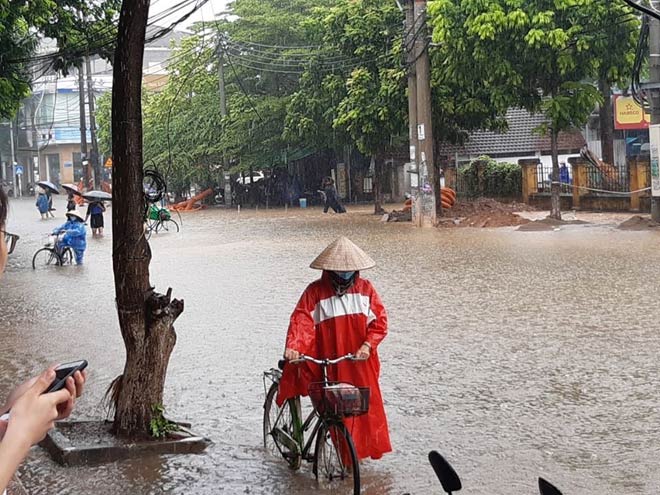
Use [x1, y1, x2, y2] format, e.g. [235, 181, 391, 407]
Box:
[0, 0, 120, 119]
[430, 0, 638, 137]
[458, 156, 522, 199]
[149, 404, 180, 439]
[287, 0, 406, 158]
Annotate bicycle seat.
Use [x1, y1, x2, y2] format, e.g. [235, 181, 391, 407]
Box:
[278, 359, 286, 370]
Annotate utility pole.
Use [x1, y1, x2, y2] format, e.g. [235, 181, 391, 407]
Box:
[217, 44, 228, 119]
[78, 64, 89, 189]
[86, 56, 101, 189]
[404, 0, 420, 226]
[9, 120, 18, 197]
[649, 5, 660, 221]
[218, 40, 231, 205]
[413, 0, 437, 226]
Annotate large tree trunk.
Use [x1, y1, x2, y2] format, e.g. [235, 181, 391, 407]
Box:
[549, 128, 562, 220]
[598, 78, 614, 166]
[372, 156, 384, 215]
[111, 0, 183, 437]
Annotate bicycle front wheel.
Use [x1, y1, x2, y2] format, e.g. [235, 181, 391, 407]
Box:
[263, 382, 301, 470]
[156, 218, 179, 234]
[314, 419, 360, 495]
[32, 248, 60, 270]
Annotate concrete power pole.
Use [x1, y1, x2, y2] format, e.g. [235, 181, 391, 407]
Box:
[78, 65, 89, 189]
[9, 120, 18, 197]
[86, 56, 101, 189]
[413, 0, 437, 226]
[649, 5, 660, 221]
[217, 41, 231, 205]
[404, 0, 420, 226]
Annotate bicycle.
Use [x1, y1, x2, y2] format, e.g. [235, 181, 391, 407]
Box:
[32, 232, 74, 269]
[144, 204, 179, 240]
[263, 353, 369, 495]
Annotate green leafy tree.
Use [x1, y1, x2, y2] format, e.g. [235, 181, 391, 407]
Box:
[588, 4, 639, 166]
[0, 0, 120, 118]
[430, 0, 618, 219]
[288, 0, 406, 214]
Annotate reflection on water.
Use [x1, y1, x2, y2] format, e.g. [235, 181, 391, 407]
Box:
[3, 197, 660, 494]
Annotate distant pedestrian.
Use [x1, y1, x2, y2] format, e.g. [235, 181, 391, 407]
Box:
[559, 162, 570, 185]
[322, 177, 346, 214]
[66, 193, 76, 212]
[46, 191, 55, 218]
[85, 201, 106, 237]
[36, 189, 49, 220]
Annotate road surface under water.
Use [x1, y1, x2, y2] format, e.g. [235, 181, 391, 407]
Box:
[2, 197, 660, 494]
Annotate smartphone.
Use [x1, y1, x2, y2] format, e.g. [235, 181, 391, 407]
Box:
[45, 360, 88, 394]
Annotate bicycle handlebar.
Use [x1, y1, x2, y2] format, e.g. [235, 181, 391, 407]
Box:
[290, 353, 361, 366]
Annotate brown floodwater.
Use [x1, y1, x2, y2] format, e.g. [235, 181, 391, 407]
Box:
[2, 197, 660, 494]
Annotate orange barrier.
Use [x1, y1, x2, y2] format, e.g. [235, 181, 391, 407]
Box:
[401, 187, 457, 212]
[170, 188, 213, 211]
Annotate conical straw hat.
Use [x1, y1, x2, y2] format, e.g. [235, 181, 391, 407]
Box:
[310, 236, 376, 271]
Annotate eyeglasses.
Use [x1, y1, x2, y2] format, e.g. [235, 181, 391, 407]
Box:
[1, 230, 19, 255]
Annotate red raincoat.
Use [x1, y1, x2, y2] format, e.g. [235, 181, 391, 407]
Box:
[276, 271, 392, 460]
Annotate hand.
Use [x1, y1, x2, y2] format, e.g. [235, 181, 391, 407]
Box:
[56, 370, 87, 420]
[1, 367, 86, 416]
[284, 348, 300, 361]
[4, 369, 73, 448]
[355, 343, 371, 360]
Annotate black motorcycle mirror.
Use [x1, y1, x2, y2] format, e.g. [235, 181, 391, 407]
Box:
[428, 451, 462, 494]
[539, 477, 563, 495]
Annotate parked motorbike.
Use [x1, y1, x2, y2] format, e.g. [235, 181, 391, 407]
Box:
[428, 450, 565, 495]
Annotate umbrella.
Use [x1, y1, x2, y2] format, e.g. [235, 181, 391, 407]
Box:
[61, 184, 82, 196]
[83, 190, 112, 202]
[37, 180, 60, 194]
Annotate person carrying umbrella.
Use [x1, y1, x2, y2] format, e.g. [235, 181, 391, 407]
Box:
[52, 209, 87, 264]
[276, 236, 392, 461]
[85, 200, 106, 237]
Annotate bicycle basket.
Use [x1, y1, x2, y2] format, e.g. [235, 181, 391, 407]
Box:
[308, 382, 370, 418]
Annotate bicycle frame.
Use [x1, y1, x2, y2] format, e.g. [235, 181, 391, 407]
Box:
[265, 353, 360, 463]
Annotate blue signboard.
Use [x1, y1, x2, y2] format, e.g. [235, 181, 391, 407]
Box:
[15, 165, 24, 175]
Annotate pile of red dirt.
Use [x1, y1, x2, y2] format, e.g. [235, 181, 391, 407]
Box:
[437, 198, 534, 228]
[516, 217, 589, 231]
[617, 215, 660, 231]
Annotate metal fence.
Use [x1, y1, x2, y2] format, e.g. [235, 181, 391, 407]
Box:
[536, 163, 573, 194]
[536, 162, 630, 195]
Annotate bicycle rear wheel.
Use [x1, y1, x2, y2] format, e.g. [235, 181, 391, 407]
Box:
[32, 248, 60, 270]
[263, 382, 301, 470]
[313, 419, 360, 495]
[60, 247, 74, 265]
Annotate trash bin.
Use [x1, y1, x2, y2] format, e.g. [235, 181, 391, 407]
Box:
[299, 198, 307, 208]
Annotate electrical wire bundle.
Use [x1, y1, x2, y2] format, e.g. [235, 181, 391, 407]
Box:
[631, 15, 650, 109]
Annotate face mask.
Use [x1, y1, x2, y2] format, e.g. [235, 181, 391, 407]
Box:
[335, 271, 355, 280]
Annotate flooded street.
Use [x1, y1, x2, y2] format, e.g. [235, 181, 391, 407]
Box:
[2, 196, 660, 494]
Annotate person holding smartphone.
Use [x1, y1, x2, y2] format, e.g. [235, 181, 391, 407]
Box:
[0, 184, 87, 493]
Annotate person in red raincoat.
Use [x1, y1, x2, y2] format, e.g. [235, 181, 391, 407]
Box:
[276, 236, 392, 460]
